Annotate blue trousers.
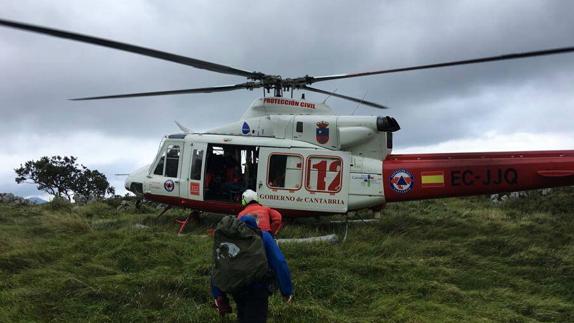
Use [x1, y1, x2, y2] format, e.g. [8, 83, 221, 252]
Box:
[232, 286, 269, 323]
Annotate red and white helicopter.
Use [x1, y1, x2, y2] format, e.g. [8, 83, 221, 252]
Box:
[2, 19, 574, 218]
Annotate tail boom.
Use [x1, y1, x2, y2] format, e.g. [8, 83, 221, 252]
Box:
[383, 150, 574, 202]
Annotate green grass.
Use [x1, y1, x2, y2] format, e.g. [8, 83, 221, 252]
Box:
[1, 188, 574, 322]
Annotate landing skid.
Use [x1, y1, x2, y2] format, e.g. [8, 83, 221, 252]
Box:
[154, 205, 202, 234]
[156, 205, 172, 219]
[277, 234, 339, 244]
[175, 210, 201, 235]
[278, 213, 379, 244]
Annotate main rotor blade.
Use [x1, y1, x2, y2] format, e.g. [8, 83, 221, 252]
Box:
[302, 86, 389, 109]
[0, 18, 260, 79]
[71, 83, 259, 101]
[310, 46, 574, 83]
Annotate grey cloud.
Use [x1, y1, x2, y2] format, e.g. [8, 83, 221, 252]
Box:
[1, 0, 573, 149]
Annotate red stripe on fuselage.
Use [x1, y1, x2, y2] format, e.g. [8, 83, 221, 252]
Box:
[383, 150, 574, 202]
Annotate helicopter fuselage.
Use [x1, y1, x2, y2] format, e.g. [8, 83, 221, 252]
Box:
[126, 133, 384, 216]
[125, 98, 574, 217]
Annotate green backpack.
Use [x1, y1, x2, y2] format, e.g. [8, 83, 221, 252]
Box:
[212, 216, 269, 294]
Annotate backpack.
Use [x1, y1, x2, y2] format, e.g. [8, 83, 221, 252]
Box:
[212, 215, 269, 294]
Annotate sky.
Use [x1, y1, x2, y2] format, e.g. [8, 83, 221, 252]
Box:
[1, 0, 574, 199]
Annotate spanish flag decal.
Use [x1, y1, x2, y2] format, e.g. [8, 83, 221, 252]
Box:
[421, 171, 445, 188]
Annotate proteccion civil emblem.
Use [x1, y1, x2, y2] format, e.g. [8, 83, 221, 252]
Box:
[164, 179, 175, 192]
[316, 121, 330, 144]
[390, 169, 414, 193]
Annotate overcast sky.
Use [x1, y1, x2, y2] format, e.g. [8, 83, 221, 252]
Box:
[1, 0, 574, 199]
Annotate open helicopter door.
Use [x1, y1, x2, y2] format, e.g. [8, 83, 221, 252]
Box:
[180, 142, 207, 201]
[257, 148, 350, 213]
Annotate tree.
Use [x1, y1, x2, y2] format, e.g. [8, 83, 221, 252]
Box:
[73, 167, 116, 199]
[15, 156, 115, 201]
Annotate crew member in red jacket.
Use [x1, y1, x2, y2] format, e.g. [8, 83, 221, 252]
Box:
[238, 189, 282, 236]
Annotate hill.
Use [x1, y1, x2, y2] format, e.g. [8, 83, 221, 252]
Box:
[25, 196, 48, 205]
[1, 189, 573, 322]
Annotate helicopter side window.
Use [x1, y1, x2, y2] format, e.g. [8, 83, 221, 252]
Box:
[268, 154, 302, 190]
[190, 148, 204, 180]
[165, 145, 181, 178]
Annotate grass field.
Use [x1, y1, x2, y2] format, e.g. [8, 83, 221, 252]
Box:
[1, 189, 573, 322]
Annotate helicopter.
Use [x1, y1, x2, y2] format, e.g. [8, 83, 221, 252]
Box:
[1, 18, 574, 219]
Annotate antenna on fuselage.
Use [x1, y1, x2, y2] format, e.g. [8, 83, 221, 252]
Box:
[352, 90, 369, 115]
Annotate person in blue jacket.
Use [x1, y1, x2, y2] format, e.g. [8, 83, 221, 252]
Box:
[212, 215, 293, 322]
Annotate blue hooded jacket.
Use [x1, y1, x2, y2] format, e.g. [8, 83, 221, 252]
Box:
[211, 216, 293, 297]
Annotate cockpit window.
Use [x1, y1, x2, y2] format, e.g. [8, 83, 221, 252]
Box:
[154, 155, 165, 175]
[153, 144, 181, 177]
[165, 145, 180, 178]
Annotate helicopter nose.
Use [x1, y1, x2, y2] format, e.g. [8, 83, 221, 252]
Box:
[124, 175, 133, 191]
[126, 179, 143, 195]
[124, 164, 150, 195]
